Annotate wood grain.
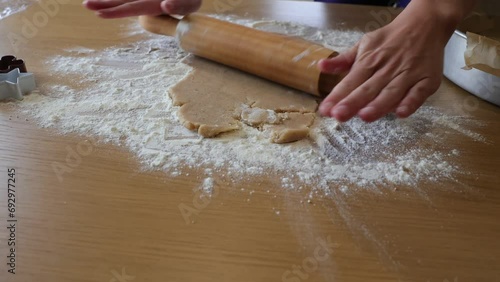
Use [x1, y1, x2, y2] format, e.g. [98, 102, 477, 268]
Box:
[0, 1, 499, 282]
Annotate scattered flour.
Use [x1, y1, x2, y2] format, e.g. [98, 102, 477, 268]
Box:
[2, 17, 486, 193]
[200, 177, 215, 195]
[0, 0, 34, 20]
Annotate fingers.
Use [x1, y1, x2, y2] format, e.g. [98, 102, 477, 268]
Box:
[318, 59, 378, 119]
[84, 0, 202, 18]
[318, 45, 358, 74]
[321, 74, 439, 122]
[161, 0, 202, 15]
[395, 78, 441, 118]
[322, 70, 393, 122]
[83, 0, 134, 10]
[92, 0, 163, 18]
[357, 72, 415, 122]
[319, 48, 440, 122]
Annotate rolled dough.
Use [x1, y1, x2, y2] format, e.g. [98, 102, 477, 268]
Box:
[169, 56, 318, 143]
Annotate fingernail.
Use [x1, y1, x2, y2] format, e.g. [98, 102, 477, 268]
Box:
[396, 106, 410, 116]
[321, 64, 340, 73]
[317, 60, 340, 73]
[96, 11, 106, 17]
[329, 67, 341, 73]
[331, 105, 350, 120]
[161, 0, 171, 13]
[317, 59, 327, 71]
[319, 102, 334, 116]
[359, 106, 376, 117]
[165, 1, 176, 14]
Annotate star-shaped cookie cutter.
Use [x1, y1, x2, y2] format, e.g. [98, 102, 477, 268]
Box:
[0, 68, 36, 101]
[0, 55, 35, 101]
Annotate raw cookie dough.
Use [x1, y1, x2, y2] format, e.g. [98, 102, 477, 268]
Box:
[169, 56, 318, 143]
[266, 112, 316, 143]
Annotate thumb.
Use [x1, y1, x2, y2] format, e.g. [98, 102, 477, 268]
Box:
[161, 0, 202, 15]
[318, 44, 358, 74]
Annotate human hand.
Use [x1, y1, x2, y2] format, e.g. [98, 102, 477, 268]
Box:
[317, 11, 451, 122]
[84, 0, 202, 18]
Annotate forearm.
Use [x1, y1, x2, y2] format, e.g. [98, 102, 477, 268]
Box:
[393, 0, 480, 44]
[414, 0, 479, 24]
[408, 0, 479, 26]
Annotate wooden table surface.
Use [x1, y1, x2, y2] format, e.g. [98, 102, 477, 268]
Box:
[1, 1, 499, 281]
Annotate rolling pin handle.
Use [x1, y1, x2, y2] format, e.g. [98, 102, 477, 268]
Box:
[138, 15, 180, 37]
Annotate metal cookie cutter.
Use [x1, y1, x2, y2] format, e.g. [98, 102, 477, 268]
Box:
[0, 56, 36, 101]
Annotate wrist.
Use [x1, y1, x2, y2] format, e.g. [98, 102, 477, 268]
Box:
[392, 0, 469, 45]
[413, 0, 475, 21]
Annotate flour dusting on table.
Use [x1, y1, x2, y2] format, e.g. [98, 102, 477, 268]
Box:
[8, 17, 485, 192]
[0, 0, 34, 20]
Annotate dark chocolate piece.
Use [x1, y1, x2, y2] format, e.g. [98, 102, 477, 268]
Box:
[0, 56, 27, 73]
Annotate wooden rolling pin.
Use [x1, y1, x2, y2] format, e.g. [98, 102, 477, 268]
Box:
[139, 14, 342, 97]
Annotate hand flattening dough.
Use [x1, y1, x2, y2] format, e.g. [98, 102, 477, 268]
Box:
[169, 56, 318, 143]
